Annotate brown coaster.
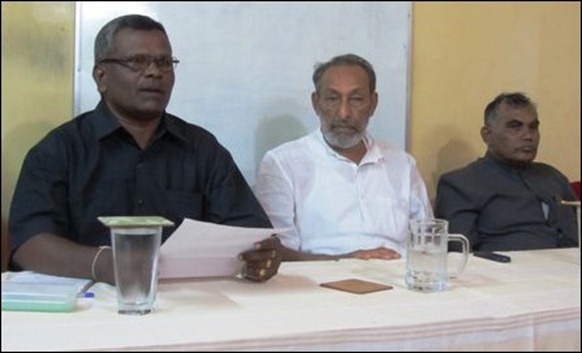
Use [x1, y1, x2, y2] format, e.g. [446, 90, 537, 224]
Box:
[320, 278, 393, 294]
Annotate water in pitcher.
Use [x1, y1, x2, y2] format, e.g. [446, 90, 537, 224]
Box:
[405, 218, 469, 293]
[405, 248, 448, 292]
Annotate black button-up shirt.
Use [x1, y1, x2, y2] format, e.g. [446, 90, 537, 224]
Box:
[9, 101, 271, 254]
[435, 152, 578, 251]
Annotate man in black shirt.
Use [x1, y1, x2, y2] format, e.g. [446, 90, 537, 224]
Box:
[9, 14, 280, 284]
[435, 92, 578, 251]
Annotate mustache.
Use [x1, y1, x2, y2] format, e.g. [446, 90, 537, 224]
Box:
[329, 120, 357, 130]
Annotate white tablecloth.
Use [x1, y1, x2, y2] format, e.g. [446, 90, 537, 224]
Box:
[2, 248, 580, 351]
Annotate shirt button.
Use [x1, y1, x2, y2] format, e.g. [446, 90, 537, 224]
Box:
[138, 199, 144, 205]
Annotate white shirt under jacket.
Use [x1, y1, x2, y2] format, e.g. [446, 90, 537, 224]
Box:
[255, 129, 433, 256]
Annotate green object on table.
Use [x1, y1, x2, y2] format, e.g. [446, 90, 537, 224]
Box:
[2, 282, 78, 312]
[98, 216, 175, 227]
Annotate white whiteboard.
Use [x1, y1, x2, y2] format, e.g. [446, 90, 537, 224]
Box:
[75, 2, 411, 186]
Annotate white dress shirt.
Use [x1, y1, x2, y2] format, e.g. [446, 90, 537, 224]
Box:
[255, 129, 433, 255]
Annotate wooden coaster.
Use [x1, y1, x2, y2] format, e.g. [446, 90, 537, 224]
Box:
[320, 278, 393, 294]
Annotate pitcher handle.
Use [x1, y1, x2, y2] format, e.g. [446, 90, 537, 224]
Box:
[448, 233, 469, 278]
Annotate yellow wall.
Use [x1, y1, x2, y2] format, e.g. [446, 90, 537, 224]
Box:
[411, 2, 581, 199]
[1, 2, 580, 228]
[1, 2, 75, 228]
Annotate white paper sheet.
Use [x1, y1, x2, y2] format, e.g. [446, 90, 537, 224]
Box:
[158, 219, 278, 279]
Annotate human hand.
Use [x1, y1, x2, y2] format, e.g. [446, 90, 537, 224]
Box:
[348, 247, 401, 260]
[238, 235, 282, 282]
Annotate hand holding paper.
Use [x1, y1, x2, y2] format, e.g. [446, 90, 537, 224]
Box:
[239, 236, 282, 282]
[159, 219, 281, 280]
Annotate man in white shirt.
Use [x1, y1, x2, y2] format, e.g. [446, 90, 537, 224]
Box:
[255, 54, 432, 261]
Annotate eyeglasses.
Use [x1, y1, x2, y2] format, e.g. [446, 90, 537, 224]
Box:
[98, 54, 179, 72]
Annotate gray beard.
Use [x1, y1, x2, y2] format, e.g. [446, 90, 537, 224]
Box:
[322, 130, 364, 150]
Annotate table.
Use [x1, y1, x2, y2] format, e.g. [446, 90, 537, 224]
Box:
[2, 248, 580, 351]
